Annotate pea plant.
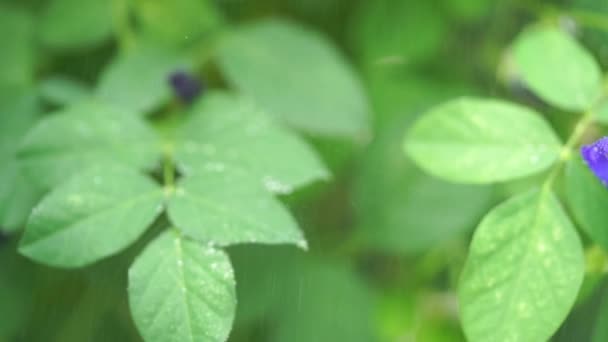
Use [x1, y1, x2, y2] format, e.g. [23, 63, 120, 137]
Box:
[1, 1, 369, 341]
[405, 24, 608, 342]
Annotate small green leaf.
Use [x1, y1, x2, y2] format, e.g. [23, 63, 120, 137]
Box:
[217, 19, 370, 138]
[39, 76, 91, 106]
[0, 89, 41, 231]
[174, 92, 329, 194]
[129, 230, 236, 342]
[404, 98, 562, 183]
[168, 168, 305, 247]
[459, 189, 584, 342]
[512, 26, 602, 111]
[566, 156, 608, 249]
[40, 0, 113, 49]
[19, 164, 164, 268]
[133, 0, 223, 46]
[0, 7, 34, 88]
[19, 100, 161, 188]
[96, 47, 190, 114]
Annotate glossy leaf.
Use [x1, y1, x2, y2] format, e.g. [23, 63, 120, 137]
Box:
[174, 92, 329, 194]
[19, 164, 164, 268]
[0, 89, 41, 231]
[405, 98, 562, 183]
[512, 26, 602, 111]
[168, 168, 305, 247]
[39, 0, 113, 49]
[459, 190, 584, 342]
[96, 47, 190, 114]
[566, 156, 608, 249]
[19, 100, 161, 188]
[129, 230, 236, 342]
[217, 19, 370, 138]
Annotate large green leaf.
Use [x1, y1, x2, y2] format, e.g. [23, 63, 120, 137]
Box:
[404, 98, 562, 183]
[512, 26, 602, 111]
[566, 156, 608, 249]
[39, 75, 91, 106]
[0, 7, 34, 88]
[168, 168, 305, 247]
[39, 0, 113, 49]
[96, 47, 190, 114]
[355, 119, 492, 254]
[0, 89, 41, 231]
[18, 100, 161, 188]
[217, 19, 370, 138]
[19, 164, 164, 268]
[174, 92, 329, 194]
[459, 190, 584, 342]
[129, 230, 236, 342]
[133, 0, 223, 46]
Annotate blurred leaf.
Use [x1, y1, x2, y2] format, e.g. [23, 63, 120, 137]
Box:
[512, 26, 602, 111]
[355, 119, 492, 254]
[352, 0, 446, 68]
[566, 156, 608, 249]
[0, 88, 42, 231]
[19, 100, 161, 188]
[40, 0, 113, 50]
[592, 288, 608, 342]
[459, 190, 584, 342]
[96, 47, 190, 114]
[19, 164, 164, 268]
[39, 76, 91, 106]
[444, 0, 493, 20]
[217, 19, 370, 138]
[0, 6, 35, 88]
[404, 98, 561, 183]
[174, 92, 329, 193]
[129, 230, 236, 342]
[168, 168, 304, 247]
[133, 0, 223, 47]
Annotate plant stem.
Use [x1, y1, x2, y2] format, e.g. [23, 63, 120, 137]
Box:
[162, 142, 176, 195]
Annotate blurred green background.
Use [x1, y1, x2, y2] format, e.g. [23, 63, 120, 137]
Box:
[3, 0, 608, 341]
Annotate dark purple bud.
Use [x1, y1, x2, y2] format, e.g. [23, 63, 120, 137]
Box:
[169, 71, 203, 104]
[581, 137, 608, 187]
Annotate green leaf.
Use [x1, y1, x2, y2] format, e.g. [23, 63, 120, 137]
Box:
[352, 0, 446, 67]
[0, 89, 42, 231]
[174, 92, 329, 194]
[19, 100, 161, 188]
[129, 230, 236, 342]
[0, 7, 34, 88]
[217, 19, 370, 138]
[39, 76, 91, 106]
[566, 156, 608, 249]
[459, 189, 584, 342]
[168, 168, 305, 247]
[133, 0, 223, 46]
[355, 120, 492, 254]
[96, 47, 190, 114]
[40, 0, 113, 49]
[512, 26, 602, 111]
[19, 164, 164, 268]
[404, 98, 562, 183]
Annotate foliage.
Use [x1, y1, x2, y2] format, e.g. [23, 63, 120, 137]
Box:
[3, 0, 608, 341]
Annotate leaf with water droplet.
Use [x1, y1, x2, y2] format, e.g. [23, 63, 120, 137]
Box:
[129, 229, 236, 342]
[168, 168, 304, 247]
[18, 100, 162, 188]
[404, 97, 562, 183]
[19, 164, 164, 268]
[459, 189, 584, 342]
[174, 92, 329, 193]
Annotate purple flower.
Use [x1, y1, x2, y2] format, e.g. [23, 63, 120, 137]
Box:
[168, 71, 204, 104]
[581, 137, 608, 186]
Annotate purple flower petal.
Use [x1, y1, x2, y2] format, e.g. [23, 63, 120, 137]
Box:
[168, 71, 204, 104]
[581, 137, 608, 186]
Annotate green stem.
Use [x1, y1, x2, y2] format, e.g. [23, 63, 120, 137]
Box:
[162, 143, 175, 195]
